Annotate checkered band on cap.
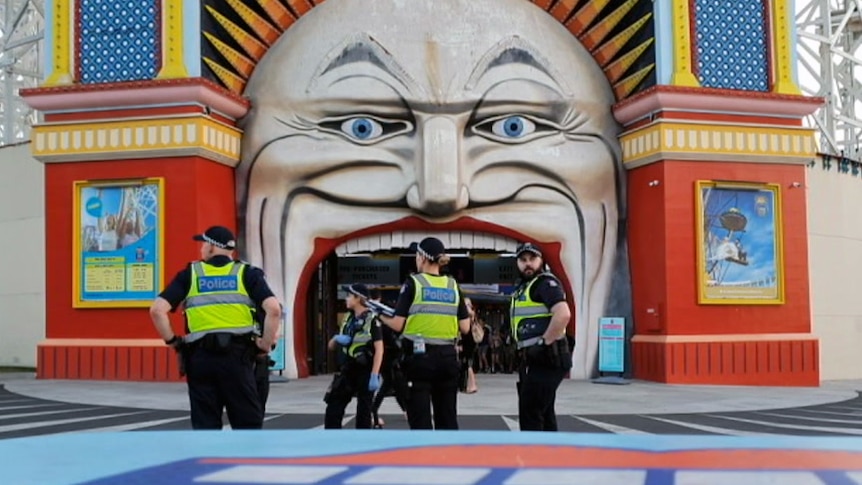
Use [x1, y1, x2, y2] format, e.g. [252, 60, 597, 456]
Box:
[202, 234, 230, 249]
[416, 246, 433, 260]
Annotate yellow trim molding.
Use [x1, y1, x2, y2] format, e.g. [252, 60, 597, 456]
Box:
[670, 0, 700, 87]
[621, 120, 817, 167]
[770, 0, 802, 95]
[31, 116, 241, 166]
[156, 0, 189, 79]
[44, 0, 73, 86]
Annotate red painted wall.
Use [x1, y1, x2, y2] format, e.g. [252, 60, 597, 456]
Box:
[627, 163, 668, 333]
[628, 161, 811, 336]
[44, 157, 237, 340]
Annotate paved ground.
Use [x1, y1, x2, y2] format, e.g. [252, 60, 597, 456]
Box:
[3, 372, 862, 438]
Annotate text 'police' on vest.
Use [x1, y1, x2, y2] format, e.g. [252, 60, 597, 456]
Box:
[197, 276, 239, 293]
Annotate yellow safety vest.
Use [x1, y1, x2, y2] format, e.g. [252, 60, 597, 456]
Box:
[336, 313, 352, 358]
[510, 275, 555, 342]
[404, 273, 459, 342]
[184, 261, 256, 338]
[346, 311, 376, 358]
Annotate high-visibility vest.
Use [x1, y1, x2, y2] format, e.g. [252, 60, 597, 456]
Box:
[346, 311, 376, 358]
[404, 273, 459, 343]
[510, 274, 556, 342]
[336, 313, 352, 358]
[184, 261, 256, 340]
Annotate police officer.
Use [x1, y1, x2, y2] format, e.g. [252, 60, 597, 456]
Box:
[510, 241, 572, 432]
[324, 283, 384, 429]
[150, 226, 281, 430]
[378, 237, 471, 430]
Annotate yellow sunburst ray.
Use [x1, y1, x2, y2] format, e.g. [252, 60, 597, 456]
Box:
[566, 0, 611, 37]
[580, 0, 639, 52]
[548, 0, 581, 23]
[204, 57, 247, 93]
[205, 6, 269, 61]
[593, 13, 652, 67]
[603, 38, 654, 84]
[254, 0, 297, 31]
[204, 32, 256, 78]
[205, 0, 654, 100]
[613, 64, 654, 99]
[225, 0, 282, 46]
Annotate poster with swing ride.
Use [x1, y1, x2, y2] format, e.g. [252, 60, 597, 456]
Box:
[73, 178, 164, 308]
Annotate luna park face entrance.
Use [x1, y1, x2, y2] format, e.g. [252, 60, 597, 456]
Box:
[305, 251, 519, 375]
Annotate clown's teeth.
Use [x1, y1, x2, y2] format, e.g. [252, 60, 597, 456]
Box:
[334, 231, 519, 255]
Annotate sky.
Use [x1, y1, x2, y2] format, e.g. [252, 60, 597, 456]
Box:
[703, 188, 778, 286]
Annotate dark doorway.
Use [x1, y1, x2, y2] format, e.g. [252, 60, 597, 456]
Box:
[306, 249, 518, 375]
[306, 252, 341, 375]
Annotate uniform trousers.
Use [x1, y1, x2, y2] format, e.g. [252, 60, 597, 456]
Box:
[324, 361, 374, 429]
[517, 361, 567, 431]
[401, 344, 460, 430]
[254, 354, 272, 414]
[185, 339, 263, 430]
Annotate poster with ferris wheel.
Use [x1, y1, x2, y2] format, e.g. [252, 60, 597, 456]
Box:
[695, 181, 785, 305]
[72, 178, 165, 308]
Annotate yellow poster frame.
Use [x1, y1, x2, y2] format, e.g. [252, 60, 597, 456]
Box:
[72, 177, 165, 308]
[694, 180, 785, 305]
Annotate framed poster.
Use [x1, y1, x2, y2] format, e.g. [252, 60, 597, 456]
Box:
[72, 178, 165, 308]
[695, 181, 785, 305]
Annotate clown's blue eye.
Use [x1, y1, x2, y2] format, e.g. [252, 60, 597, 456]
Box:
[341, 117, 383, 140]
[322, 115, 412, 143]
[492, 116, 535, 138]
[472, 114, 552, 144]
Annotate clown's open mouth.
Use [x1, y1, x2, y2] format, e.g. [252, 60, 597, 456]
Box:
[256, 197, 591, 378]
[298, 217, 571, 372]
[240, 171, 622, 379]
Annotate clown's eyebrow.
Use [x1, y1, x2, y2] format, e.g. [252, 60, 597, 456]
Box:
[465, 38, 568, 95]
[309, 34, 421, 95]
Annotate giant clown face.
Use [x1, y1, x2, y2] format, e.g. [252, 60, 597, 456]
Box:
[238, 0, 629, 379]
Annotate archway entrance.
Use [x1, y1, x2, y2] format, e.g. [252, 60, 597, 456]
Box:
[305, 248, 518, 375]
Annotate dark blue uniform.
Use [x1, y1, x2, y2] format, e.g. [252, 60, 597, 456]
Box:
[160, 255, 275, 429]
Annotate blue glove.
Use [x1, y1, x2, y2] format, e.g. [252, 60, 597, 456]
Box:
[333, 334, 352, 346]
[368, 373, 381, 392]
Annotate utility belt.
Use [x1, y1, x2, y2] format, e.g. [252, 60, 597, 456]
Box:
[519, 337, 572, 371]
[348, 347, 374, 368]
[400, 334, 456, 358]
[186, 331, 255, 354]
[516, 336, 544, 349]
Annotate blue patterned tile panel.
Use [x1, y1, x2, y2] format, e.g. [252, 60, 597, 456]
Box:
[694, 0, 769, 91]
[78, 0, 160, 84]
